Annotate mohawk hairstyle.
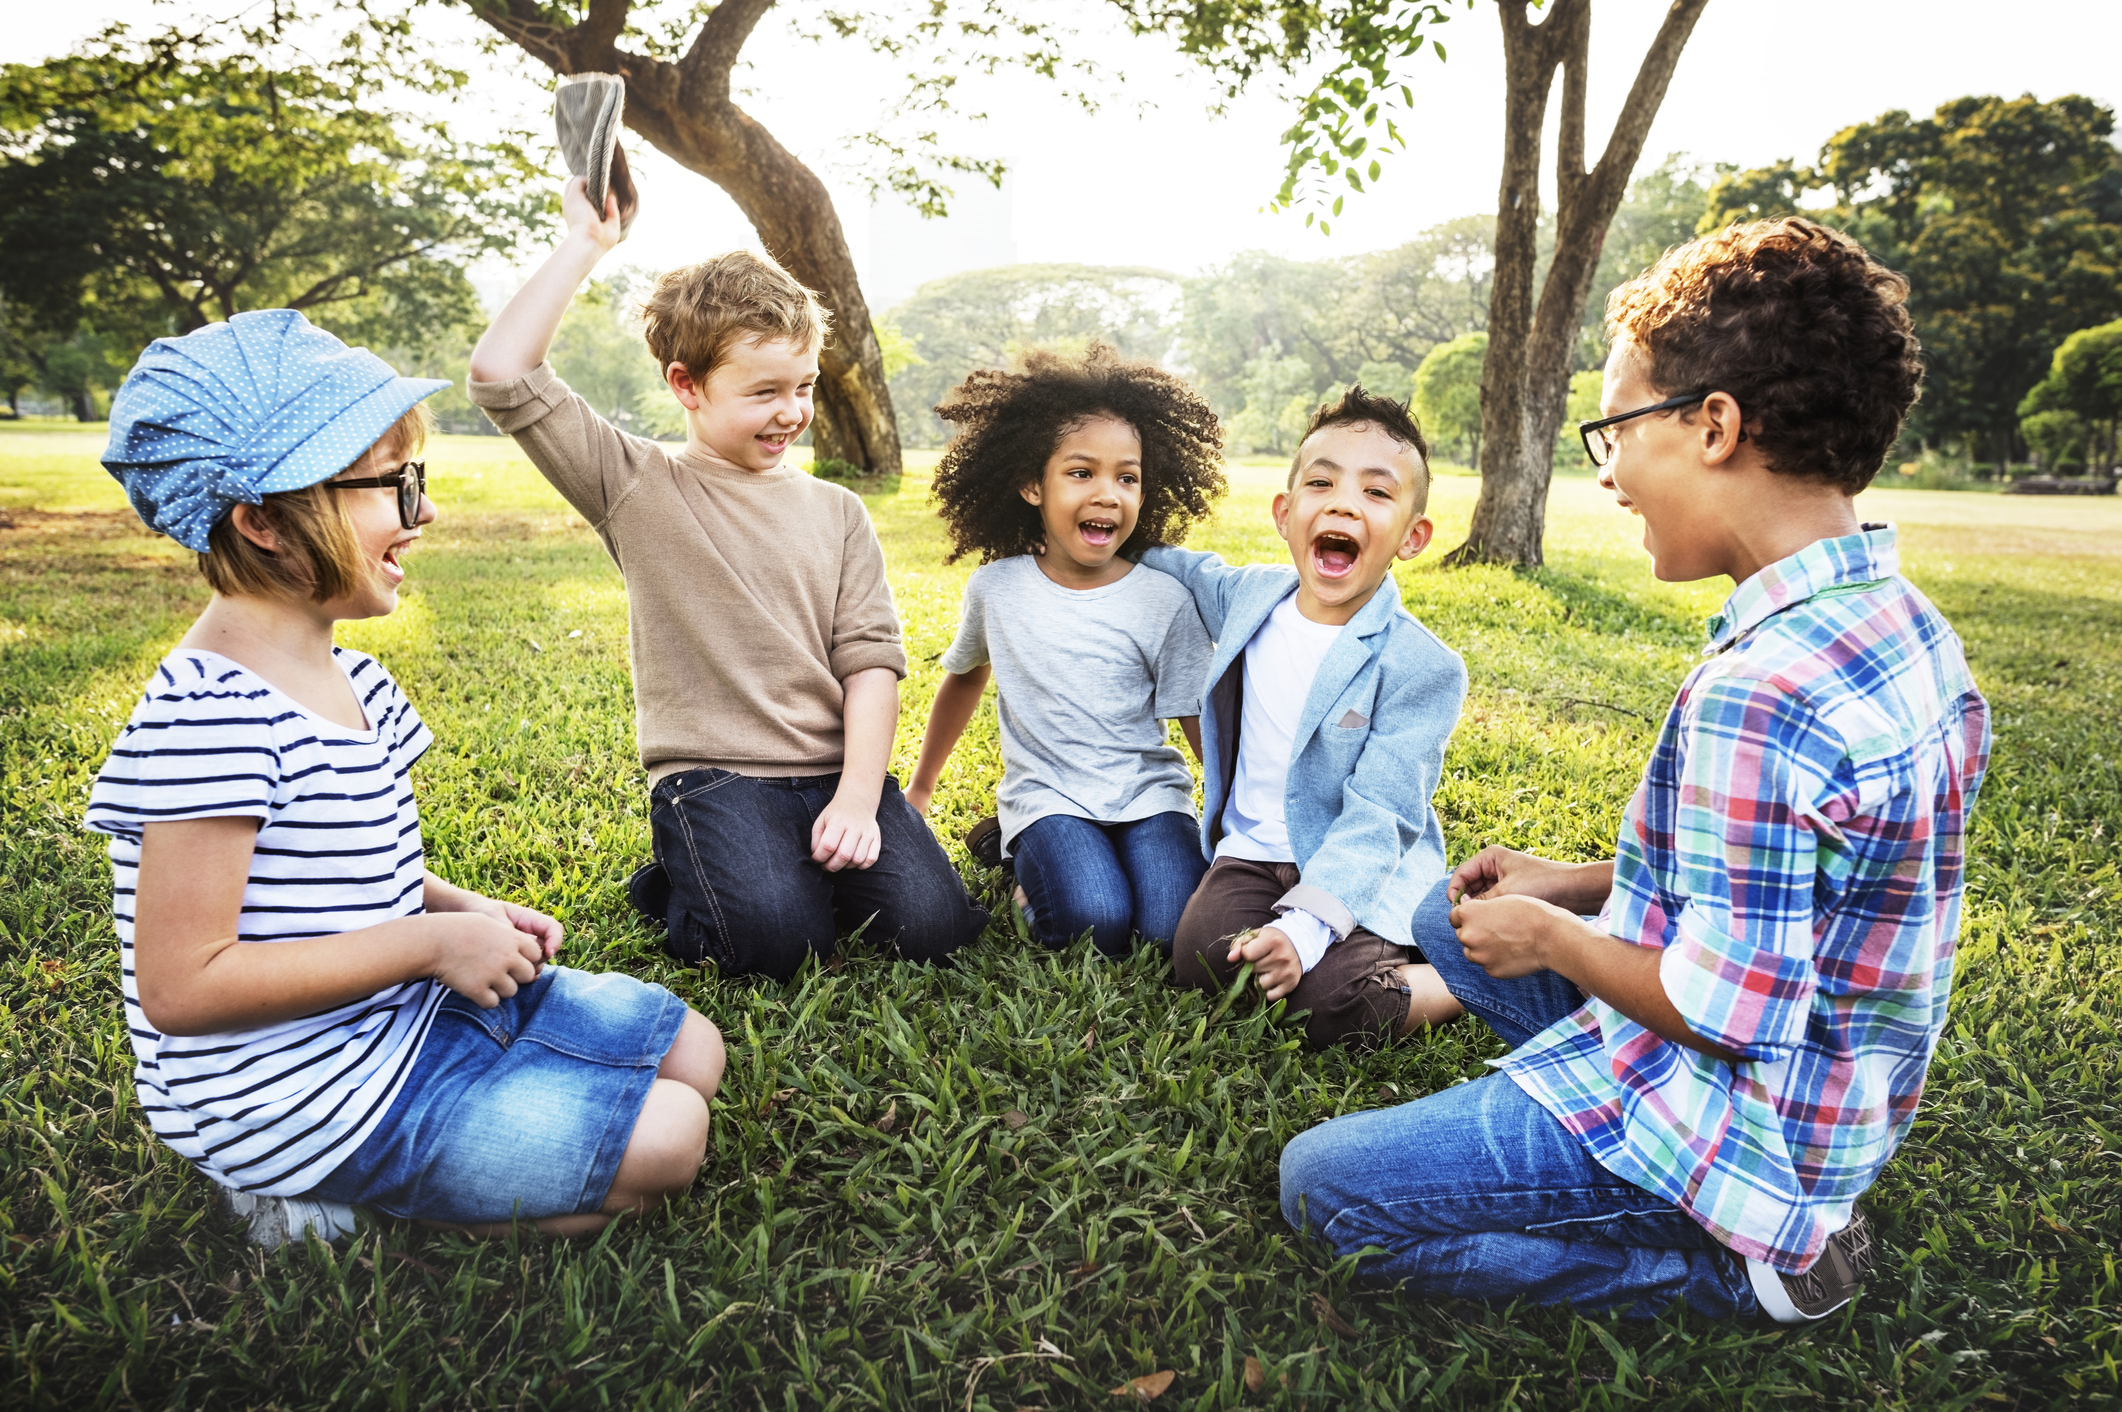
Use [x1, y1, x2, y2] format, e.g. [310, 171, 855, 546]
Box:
[1291, 384, 1432, 512]
[930, 341, 1227, 565]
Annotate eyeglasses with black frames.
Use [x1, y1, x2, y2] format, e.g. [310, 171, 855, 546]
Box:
[1578, 392, 1716, 468]
[327, 460, 426, 530]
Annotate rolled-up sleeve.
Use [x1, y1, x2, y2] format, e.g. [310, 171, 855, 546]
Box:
[1657, 676, 1843, 1059]
[828, 499, 908, 681]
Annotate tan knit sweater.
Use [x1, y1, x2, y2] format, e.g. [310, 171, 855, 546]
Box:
[469, 364, 906, 783]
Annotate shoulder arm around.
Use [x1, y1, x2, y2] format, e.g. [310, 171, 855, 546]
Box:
[1136, 546, 1241, 638]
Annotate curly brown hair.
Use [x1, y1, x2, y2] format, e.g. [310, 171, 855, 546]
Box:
[931, 341, 1227, 564]
[1605, 217, 1922, 493]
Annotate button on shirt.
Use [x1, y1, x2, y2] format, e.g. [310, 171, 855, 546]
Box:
[1499, 527, 1991, 1273]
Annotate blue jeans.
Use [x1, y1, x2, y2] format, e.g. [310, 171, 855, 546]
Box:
[1011, 811, 1207, 958]
[1277, 878, 1760, 1319]
[650, 769, 987, 982]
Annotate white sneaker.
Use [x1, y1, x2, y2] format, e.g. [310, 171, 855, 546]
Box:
[1747, 1209, 1875, 1323]
[222, 1187, 360, 1249]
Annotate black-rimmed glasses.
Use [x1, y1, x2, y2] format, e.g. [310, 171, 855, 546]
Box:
[327, 460, 426, 529]
[1578, 393, 1710, 468]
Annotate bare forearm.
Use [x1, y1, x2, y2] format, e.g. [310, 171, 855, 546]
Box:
[836, 667, 900, 808]
[467, 231, 605, 383]
[1539, 915, 1739, 1062]
[140, 917, 446, 1037]
[1176, 715, 1202, 763]
[424, 870, 490, 915]
[908, 669, 989, 800]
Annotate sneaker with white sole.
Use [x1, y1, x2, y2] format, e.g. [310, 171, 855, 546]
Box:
[222, 1187, 360, 1249]
[1749, 1208, 1875, 1323]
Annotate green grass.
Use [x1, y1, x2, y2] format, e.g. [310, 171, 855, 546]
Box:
[4, 429, 2120, 1408]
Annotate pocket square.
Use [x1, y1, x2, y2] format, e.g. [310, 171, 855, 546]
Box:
[1335, 708, 1369, 729]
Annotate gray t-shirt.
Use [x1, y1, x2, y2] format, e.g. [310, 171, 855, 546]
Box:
[940, 555, 1212, 854]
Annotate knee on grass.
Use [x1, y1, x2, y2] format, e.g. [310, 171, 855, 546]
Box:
[605, 1078, 711, 1213]
[660, 1008, 725, 1102]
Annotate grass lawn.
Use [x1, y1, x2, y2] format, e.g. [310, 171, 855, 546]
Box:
[4, 423, 2120, 1409]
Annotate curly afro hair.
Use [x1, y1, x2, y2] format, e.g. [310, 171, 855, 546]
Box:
[931, 341, 1227, 564]
[1604, 217, 1923, 493]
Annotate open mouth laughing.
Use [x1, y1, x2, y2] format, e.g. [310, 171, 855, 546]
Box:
[1079, 517, 1119, 549]
[1310, 530, 1361, 579]
[380, 537, 414, 585]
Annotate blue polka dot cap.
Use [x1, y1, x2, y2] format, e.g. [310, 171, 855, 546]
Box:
[101, 309, 451, 551]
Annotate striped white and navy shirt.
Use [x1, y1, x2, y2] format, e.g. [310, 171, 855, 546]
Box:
[85, 648, 445, 1195]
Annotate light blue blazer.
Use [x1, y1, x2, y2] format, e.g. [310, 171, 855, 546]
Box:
[1140, 546, 1468, 949]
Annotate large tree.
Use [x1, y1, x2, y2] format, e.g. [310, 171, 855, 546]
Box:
[1449, 0, 1708, 566]
[1126, 0, 1709, 566]
[461, 0, 1099, 477]
[1703, 95, 2122, 472]
[0, 23, 539, 358]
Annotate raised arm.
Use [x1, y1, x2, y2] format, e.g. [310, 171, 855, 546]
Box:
[467, 177, 624, 385]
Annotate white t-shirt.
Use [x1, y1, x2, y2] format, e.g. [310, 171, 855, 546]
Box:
[1218, 594, 1345, 972]
[85, 648, 444, 1196]
[1219, 594, 1344, 862]
[940, 555, 1211, 855]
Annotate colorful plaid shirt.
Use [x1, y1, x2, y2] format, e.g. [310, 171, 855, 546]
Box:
[1500, 527, 1990, 1273]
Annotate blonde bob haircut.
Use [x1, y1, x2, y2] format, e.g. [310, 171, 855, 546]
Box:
[199, 401, 432, 602]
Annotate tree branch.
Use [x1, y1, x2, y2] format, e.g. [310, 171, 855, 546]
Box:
[580, 0, 632, 59]
[1585, 0, 1710, 194]
[1552, 0, 1590, 207]
[681, 0, 775, 95]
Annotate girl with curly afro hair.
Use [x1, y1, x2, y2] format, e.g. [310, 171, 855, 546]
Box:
[904, 342, 1228, 960]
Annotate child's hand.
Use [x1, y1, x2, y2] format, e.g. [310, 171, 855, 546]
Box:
[1229, 926, 1302, 1001]
[474, 896, 566, 961]
[1450, 844, 1611, 913]
[1449, 893, 1569, 978]
[811, 798, 883, 872]
[429, 913, 551, 1008]
[560, 174, 625, 254]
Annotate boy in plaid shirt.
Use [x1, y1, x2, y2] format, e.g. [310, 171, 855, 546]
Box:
[1278, 218, 1990, 1322]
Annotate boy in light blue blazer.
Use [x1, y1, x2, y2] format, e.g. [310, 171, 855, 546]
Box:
[1141, 386, 1468, 1048]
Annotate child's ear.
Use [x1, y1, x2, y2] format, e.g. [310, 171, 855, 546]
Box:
[666, 362, 703, 411]
[1019, 480, 1044, 508]
[1271, 490, 1291, 539]
[229, 502, 280, 554]
[1397, 513, 1435, 561]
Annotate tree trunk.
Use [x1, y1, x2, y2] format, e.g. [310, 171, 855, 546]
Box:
[71, 388, 96, 422]
[469, 0, 901, 476]
[1447, 0, 1709, 568]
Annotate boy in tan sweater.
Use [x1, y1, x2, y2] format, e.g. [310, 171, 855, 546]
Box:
[467, 177, 987, 981]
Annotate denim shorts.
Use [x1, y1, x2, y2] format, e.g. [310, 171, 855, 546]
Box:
[309, 966, 688, 1224]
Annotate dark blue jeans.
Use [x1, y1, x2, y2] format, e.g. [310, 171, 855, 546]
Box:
[1011, 811, 1207, 958]
[1277, 877, 1760, 1319]
[649, 769, 987, 982]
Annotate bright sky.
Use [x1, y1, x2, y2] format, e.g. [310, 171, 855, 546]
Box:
[11, 1, 2121, 293]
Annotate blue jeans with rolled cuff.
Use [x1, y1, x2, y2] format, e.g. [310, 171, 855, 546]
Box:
[1010, 810, 1208, 959]
[1276, 877, 1760, 1319]
[649, 768, 988, 982]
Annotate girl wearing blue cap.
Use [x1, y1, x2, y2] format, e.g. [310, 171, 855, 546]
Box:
[86, 310, 724, 1246]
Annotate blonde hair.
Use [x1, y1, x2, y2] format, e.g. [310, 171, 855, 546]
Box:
[640, 250, 830, 381]
[199, 402, 432, 601]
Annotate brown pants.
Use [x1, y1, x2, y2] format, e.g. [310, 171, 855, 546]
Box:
[1172, 857, 1413, 1049]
